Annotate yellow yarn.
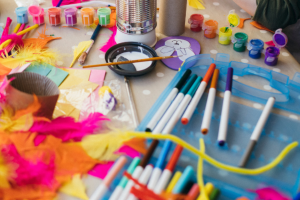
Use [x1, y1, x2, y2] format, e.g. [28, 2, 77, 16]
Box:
[197, 138, 208, 200]
[126, 132, 298, 175]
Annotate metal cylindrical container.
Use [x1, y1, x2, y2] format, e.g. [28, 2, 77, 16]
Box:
[116, 0, 157, 34]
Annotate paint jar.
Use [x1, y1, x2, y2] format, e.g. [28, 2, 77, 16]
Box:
[264, 47, 280, 66]
[97, 7, 111, 25]
[232, 32, 248, 52]
[203, 20, 218, 39]
[218, 27, 232, 45]
[81, 7, 94, 26]
[64, 8, 77, 26]
[48, 8, 61, 26]
[264, 29, 287, 66]
[15, 7, 29, 24]
[247, 39, 264, 59]
[188, 14, 204, 32]
[28, 5, 45, 25]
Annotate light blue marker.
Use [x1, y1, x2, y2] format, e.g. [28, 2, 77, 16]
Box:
[172, 165, 195, 194]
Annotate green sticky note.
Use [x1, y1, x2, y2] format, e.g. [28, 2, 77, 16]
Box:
[44, 64, 69, 87]
[25, 65, 52, 76]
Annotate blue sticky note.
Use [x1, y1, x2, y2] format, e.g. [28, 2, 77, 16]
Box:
[45, 64, 69, 87]
[25, 65, 52, 76]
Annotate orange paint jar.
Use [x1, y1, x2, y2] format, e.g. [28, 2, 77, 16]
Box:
[81, 7, 94, 26]
[48, 8, 61, 26]
[203, 20, 218, 39]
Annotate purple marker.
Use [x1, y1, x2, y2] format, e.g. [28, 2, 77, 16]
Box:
[64, 8, 77, 26]
[218, 67, 233, 146]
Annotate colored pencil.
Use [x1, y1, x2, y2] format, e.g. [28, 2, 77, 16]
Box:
[165, 171, 182, 193]
[152, 74, 197, 134]
[181, 63, 216, 125]
[201, 69, 220, 134]
[90, 156, 127, 200]
[217, 67, 233, 146]
[127, 164, 154, 200]
[145, 69, 192, 132]
[162, 76, 202, 134]
[153, 145, 183, 194]
[82, 55, 181, 68]
[109, 158, 141, 200]
[239, 96, 275, 167]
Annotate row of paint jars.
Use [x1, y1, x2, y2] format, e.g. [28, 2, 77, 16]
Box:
[15, 6, 111, 27]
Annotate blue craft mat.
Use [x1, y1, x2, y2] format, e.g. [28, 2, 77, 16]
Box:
[136, 71, 300, 199]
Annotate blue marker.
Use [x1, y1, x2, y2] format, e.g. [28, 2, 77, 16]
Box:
[147, 140, 172, 190]
[172, 165, 195, 194]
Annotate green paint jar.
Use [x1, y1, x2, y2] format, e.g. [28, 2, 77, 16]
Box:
[232, 32, 248, 52]
[97, 7, 111, 25]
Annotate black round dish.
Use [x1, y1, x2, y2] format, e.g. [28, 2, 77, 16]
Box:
[105, 42, 158, 77]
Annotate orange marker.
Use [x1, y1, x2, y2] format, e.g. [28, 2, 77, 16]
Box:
[181, 63, 216, 125]
[201, 69, 219, 134]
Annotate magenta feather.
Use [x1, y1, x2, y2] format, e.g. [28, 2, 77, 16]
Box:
[0, 77, 15, 105]
[1, 144, 56, 187]
[0, 34, 24, 57]
[1, 17, 12, 39]
[99, 26, 117, 53]
[30, 112, 109, 145]
[252, 187, 290, 200]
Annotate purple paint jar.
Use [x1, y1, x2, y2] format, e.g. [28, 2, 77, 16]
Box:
[264, 29, 287, 66]
[265, 47, 280, 66]
[64, 7, 77, 26]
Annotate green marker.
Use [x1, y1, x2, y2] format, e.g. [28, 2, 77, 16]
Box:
[209, 188, 221, 200]
[109, 158, 140, 200]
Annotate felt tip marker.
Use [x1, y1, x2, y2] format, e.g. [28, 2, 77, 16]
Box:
[147, 140, 172, 190]
[172, 166, 195, 194]
[127, 164, 154, 200]
[109, 158, 141, 200]
[181, 63, 216, 125]
[154, 145, 183, 194]
[198, 182, 214, 200]
[162, 76, 202, 134]
[201, 69, 220, 134]
[185, 183, 200, 200]
[217, 67, 233, 146]
[153, 74, 197, 134]
[119, 140, 158, 200]
[239, 96, 275, 168]
[145, 69, 192, 132]
[90, 156, 127, 200]
[165, 171, 182, 193]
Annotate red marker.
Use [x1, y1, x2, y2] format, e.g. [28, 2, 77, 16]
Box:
[181, 63, 216, 125]
[153, 145, 183, 194]
[185, 183, 200, 200]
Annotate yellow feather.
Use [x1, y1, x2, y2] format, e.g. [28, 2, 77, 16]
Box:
[69, 40, 93, 68]
[59, 174, 88, 200]
[80, 132, 132, 161]
[188, 0, 205, 9]
[0, 155, 10, 188]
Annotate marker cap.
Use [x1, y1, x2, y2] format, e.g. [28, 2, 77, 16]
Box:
[187, 76, 202, 97]
[165, 145, 183, 172]
[180, 74, 197, 94]
[210, 69, 219, 89]
[203, 63, 216, 83]
[175, 69, 192, 90]
[225, 67, 233, 91]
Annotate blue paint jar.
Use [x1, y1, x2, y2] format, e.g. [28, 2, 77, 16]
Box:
[15, 7, 29, 24]
[247, 39, 264, 59]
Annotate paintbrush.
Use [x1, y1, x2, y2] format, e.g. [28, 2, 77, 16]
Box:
[82, 55, 181, 68]
[78, 24, 102, 65]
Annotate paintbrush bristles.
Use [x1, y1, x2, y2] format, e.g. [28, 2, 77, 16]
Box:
[82, 55, 180, 68]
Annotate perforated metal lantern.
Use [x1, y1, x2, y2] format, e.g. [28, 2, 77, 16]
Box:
[116, 0, 157, 34]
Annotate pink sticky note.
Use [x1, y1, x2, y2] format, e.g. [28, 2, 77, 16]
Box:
[9, 63, 31, 74]
[79, 69, 106, 120]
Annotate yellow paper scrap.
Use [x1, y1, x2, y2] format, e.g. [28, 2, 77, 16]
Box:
[62, 68, 91, 81]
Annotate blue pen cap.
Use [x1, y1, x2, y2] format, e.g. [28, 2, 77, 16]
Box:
[187, 76, 202, 97]
[180, 74, 197, 94]
[155, 140, 172, 169]
[15, 7, 29, 24]
[172, 165, 195, 194]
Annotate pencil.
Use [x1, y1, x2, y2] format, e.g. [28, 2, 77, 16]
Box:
[82, 55, 180, 68]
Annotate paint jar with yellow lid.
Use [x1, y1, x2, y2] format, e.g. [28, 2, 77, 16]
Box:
[218, 27, 232, 45]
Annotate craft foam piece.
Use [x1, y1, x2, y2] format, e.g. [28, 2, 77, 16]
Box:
[155, 36, 200, 70]
[25, 64, 52, 76]
[46, 64, 69, 86]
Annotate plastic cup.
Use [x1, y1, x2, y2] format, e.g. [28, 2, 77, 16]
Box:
[48, 8, 61, 26]
[97, 7, 111, 26]
[64, 7, 77, 26]
[218, 27, 232, 45]
[28, 5, 45, 25]
[15, 7, 29, 24]
[81, 7, 94, 26]
[188, 14, 204, 32]
[247, 39, 264, 59]
[265, 47, 280, 66]
[203, 20, 218, 39]
[232, 32, 248, 52]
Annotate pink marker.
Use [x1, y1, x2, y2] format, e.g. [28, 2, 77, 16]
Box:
[90, 156, 127, 200]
